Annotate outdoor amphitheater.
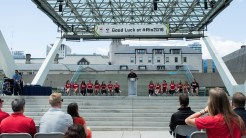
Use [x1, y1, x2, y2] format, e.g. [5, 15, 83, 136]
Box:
[0, 0, 246, 138]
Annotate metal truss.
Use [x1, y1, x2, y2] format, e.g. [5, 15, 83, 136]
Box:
[32, 0, 232, 39]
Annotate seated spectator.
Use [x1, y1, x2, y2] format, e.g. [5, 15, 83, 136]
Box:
[0, 98, 9, 123]
[232, 92, 246, 125]
[169, 81, 176, 96]
[67, 102, 91, 138]
[64, 124, 86, 138]
[176, 80, 183, 95]
[0, 98, 36, 137]
[39, 93, 73, 133]
[169, 95, 194, 138]
[185, 87, 245, 138]
[148, 81, 155, 96]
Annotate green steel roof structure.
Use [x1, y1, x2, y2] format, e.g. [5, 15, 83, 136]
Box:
[32, 0, 232, 40]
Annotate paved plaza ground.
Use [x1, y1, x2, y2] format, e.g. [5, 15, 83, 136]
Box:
[92, 131, 172, 138]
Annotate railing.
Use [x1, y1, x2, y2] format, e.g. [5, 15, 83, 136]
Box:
[70, 65, 84, 83]
[182, 65, 194, 84]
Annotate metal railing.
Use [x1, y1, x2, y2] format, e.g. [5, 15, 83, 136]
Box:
[70, 65, 84, 83]
[183, 65, 194, 84]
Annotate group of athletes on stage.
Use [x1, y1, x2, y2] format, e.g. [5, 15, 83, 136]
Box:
[64, 80, 121, 96]
[148, 79, 199, 96]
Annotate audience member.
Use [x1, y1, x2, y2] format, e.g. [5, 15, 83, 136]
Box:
[176, 80, 183, 95]
[65, 80, 72, 96]
[191, 79, 199, 96]
[148, 81, 155, 96]
[64, 124, 86, 138]
[169, 95, 195, 138]
[0, 98, 36, 137]
[0, 99, 9, 123]
[80, 81, 87, 96]
[232, 92, 246, 125]
[67, 103, 92, 138]
[39, 93, 73, 133]
[185, 87, 245, 138]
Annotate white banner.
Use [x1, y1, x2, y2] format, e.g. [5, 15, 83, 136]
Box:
[94, 24, 169, 36]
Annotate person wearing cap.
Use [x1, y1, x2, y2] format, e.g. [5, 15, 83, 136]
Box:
[0, 99, 9, 123]
[0, 98, 36, 137]
[39, 93, 73, 133]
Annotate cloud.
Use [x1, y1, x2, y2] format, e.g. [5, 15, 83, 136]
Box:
[95, 47, 109, 55]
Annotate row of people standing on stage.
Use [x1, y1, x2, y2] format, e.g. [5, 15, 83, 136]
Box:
[64, 80, 121, 96]
[148, 79, 199, 96]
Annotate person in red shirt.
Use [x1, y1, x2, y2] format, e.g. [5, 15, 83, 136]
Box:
[162, 80, 168, 96]
[185, 87, 245, 138]
[148, 81, 155, 96]
[0, 98, 36, 137]
[67, 103, 91, 138]
[183, 81, 190, 95]
[107, 81, 114, 96]
[169, 81, 176, 96]
[86, 80, 93, 96]
[0, 99, 9, 123]
[114, 81, 121, 96]
[176, 80, 183, 96]
[101, 81, 107, 96]
[80, 81, 87, 96]
[64, 124, 87, 138]
[65, 80, 71, 96]
[72, 81, 79, 96]
[155, 82, 161, 96]
[94, 80, 100, 96]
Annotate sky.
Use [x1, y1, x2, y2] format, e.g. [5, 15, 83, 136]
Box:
[0, 0, 245, 59]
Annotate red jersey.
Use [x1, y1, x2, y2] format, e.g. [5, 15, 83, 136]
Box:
[80, 84, 86, 90]
[94, 84, 100, 89]
[0, 110, 9, 123]
[162, 83, 168, 90]
[101, 84, 106, 90]
[114, 84, 120, 89]
[108, 84, 113, 90]
[177, 83, 183, 89]
[72, 83, 79, 89]
[149, 84, 155, 90]
[87, 83, 93, 89]
[184, 84, 190, 90]
[155, 84, 161, 90]
[65, 83, 71, 89]
[170, 84, 176, 90]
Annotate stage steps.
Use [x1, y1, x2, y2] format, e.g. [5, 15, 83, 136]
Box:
[1, 96, 208, 131]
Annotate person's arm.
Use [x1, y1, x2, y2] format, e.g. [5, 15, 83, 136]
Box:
[30, 119, 37, 137]
[169, 114, 176, 132]
[185, 106, 208, 127]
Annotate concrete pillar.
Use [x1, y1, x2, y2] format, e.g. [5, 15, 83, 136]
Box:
[31, 37, 63, 85]
[0, 30, 16, 78]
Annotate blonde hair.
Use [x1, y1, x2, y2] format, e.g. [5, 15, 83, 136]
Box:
[49, 93, 62, 107]
[208, 88, 245, 137]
